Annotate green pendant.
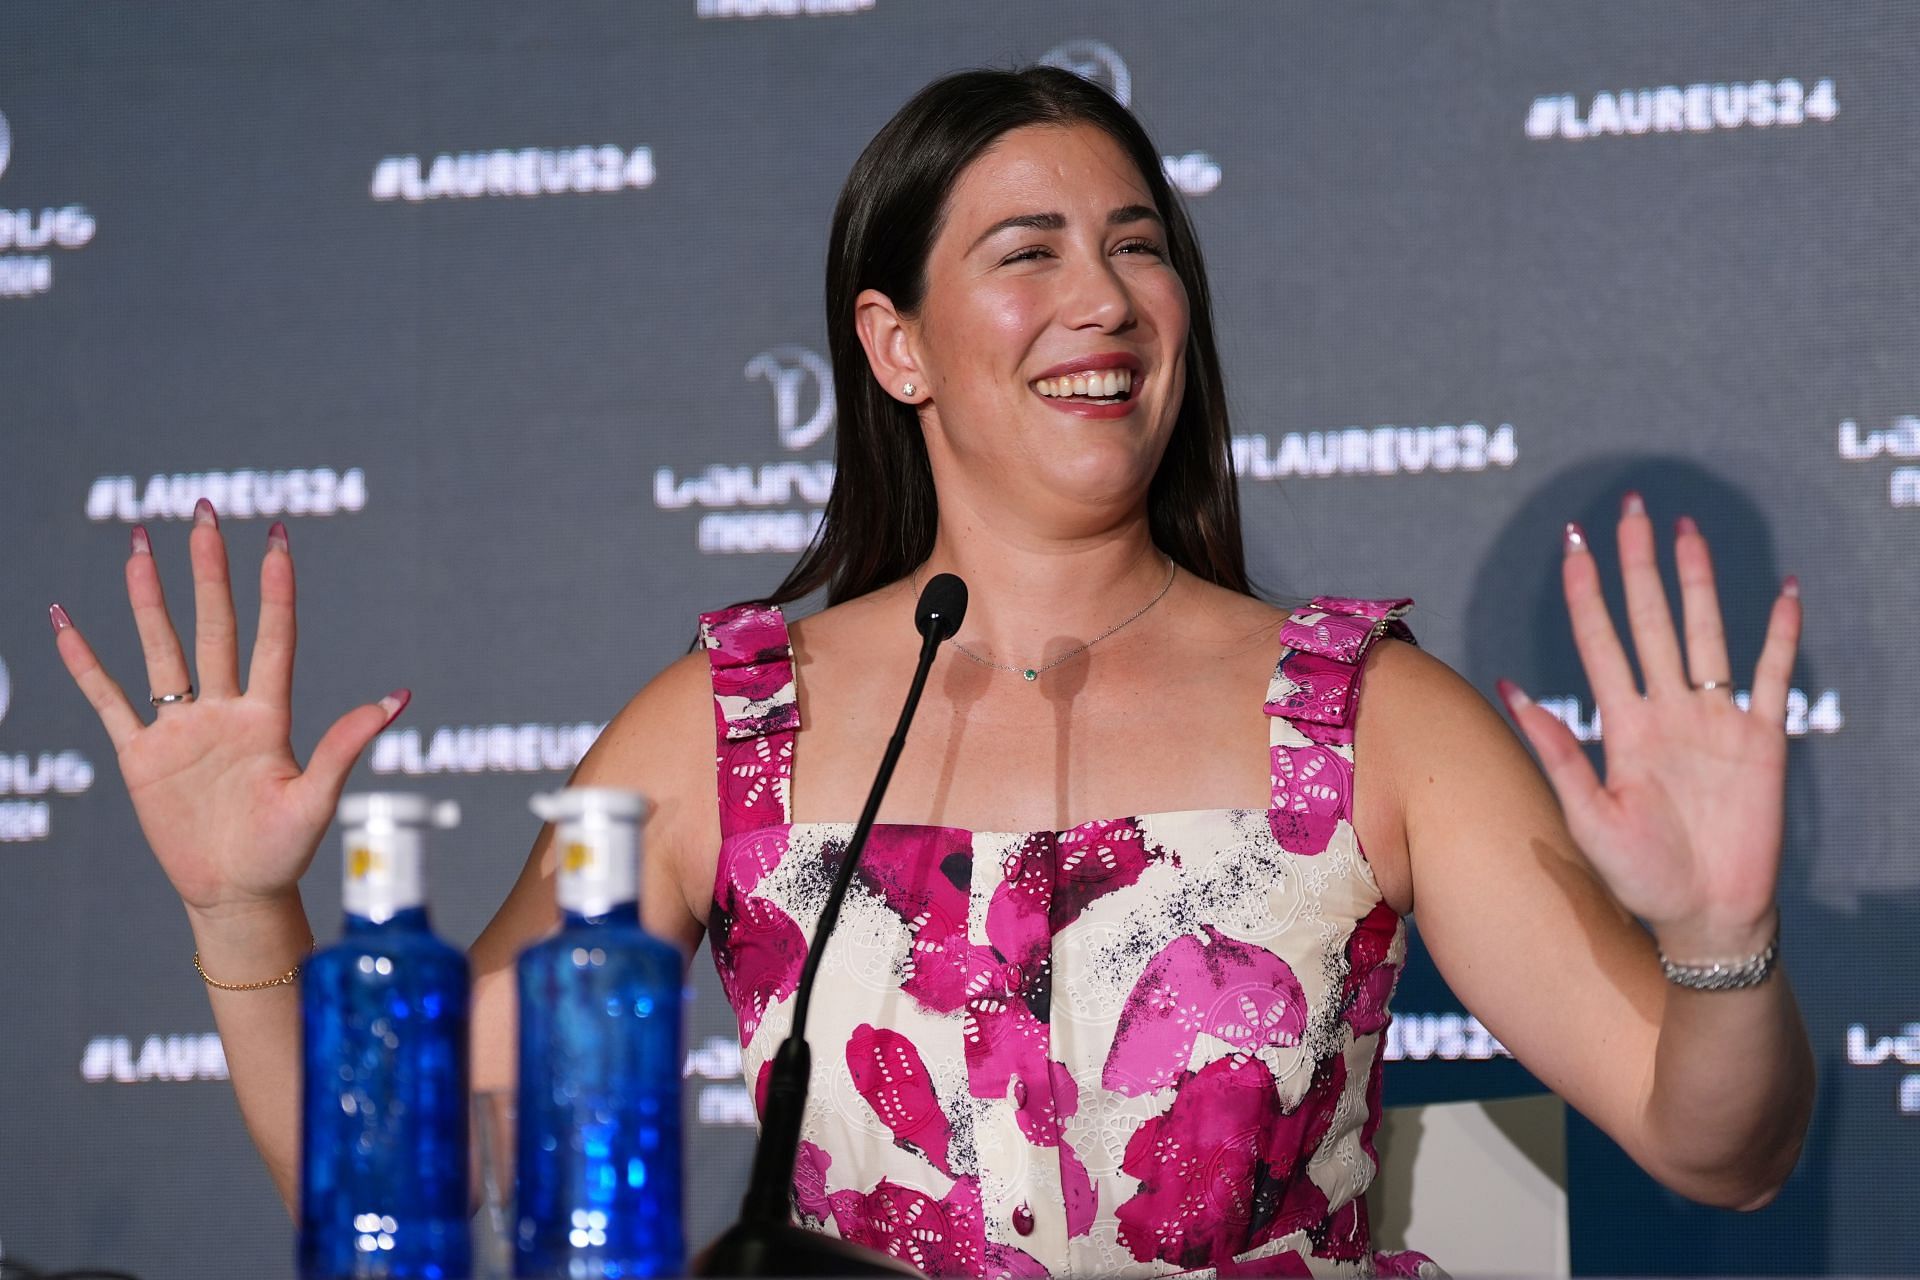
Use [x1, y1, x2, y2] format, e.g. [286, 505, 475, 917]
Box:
[1022, 668, 1038, 682]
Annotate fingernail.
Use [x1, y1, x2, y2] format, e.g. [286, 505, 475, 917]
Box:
[1783, 574, 1800, 599]
[1563, 522, 1587, 554]
[49, 603, 72, 633]
[130, 525, 152, 556]
[194, 497, 219, 528]
[378, 689, 411, 726]
[1496, 678, 1533, 711]
[1675, 514, 1699, 538]
[268, 521, 289, 552]
[1622, 491, 1645, 517]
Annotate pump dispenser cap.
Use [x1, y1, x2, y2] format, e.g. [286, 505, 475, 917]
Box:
[532, 787, 647, 918]
[340, 793, 461, 830]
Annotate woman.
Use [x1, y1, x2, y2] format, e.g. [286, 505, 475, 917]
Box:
[52, 67, 1811, 1277]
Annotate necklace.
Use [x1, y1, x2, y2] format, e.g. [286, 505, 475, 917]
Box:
[922, 556, 1178, 683]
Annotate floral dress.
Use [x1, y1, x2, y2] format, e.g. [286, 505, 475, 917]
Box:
[700, 596, 1441, 1278]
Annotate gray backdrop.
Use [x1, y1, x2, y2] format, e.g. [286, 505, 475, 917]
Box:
[2, 3, 1915, 1276]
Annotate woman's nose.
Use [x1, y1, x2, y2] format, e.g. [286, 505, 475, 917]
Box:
[1060, 253, 1135, 332]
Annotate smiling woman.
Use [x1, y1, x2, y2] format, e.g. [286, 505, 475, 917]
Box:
[56, 63, 1813, 1280]
[766, 67, 1246, 609]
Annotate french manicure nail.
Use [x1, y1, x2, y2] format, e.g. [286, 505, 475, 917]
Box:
[131, 525, 152, 555]
[49, 603, 72, 633]
[1675, 514, 1699, 538]
[268, 521, 289, 552]
[1622, 491, 1646, 517]
[1563, 522, 1587, 553]
[1783, 574, 1800, 599]
[378, 689, 412, 726]
[1496, 678, 1533, 711]
[194, 497, 219, 529]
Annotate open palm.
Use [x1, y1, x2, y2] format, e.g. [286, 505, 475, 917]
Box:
[51, 503, 407, 920]
[1500, 496, 1800, 957]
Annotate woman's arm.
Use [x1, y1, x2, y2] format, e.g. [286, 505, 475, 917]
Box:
[54, 511, 415, 1214]
[55, 507, 721, 1217]
[1357, 501, 1813, 1209]
[460, 648, 717, 1217]
[189, 893, 323, 1210]
[468, 649, 719, 1096]
[206, 649, 718, 1218]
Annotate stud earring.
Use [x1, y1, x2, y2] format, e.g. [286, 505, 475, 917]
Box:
[901, 382, 916, 398]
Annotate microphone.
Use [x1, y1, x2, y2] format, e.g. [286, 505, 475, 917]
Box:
[915, 572, 967, 643]
[692, 575, 968, 1278]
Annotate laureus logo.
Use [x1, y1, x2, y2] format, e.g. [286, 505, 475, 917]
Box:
[1039, 40, 1132, 108]
[746, 346, 835, 451]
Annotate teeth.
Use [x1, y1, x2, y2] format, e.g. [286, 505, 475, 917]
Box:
[1034, 368, 1134, 399]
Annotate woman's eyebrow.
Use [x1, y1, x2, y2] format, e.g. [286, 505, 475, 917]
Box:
[970, 211, 1065, 250]
[969, 204, 1163, 251]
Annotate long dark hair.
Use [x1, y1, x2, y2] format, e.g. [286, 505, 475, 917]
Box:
[763, 66, 1250, 609]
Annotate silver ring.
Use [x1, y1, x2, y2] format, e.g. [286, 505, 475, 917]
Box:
[1692, 679, 1733, 693]
[150, 687, 196, 706]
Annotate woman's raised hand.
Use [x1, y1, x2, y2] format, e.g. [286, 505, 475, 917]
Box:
[1499, 492, 1802, 960]
[50, 500, 408, 922]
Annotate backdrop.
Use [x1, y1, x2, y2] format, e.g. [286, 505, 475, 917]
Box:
[3, 3, 1915, 1276]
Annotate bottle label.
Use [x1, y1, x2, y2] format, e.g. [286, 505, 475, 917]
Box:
[342, 825, 425, 922]
[555, 819, 636, 917]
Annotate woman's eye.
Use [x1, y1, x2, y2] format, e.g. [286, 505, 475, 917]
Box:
[1001, 241, 1162, 265]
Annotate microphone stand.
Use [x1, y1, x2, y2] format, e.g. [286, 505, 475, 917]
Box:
[693, 577, 966, 1278]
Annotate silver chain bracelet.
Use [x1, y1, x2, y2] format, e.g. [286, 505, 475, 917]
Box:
[1658, 932, 1779, 991]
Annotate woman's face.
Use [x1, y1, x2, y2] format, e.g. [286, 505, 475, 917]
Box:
[886, 122, 1191, 530]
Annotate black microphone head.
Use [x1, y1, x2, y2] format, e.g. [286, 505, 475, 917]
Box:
[915, 573, 968, 642]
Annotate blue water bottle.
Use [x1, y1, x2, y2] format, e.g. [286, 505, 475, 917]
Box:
[301, 792, 471, 1279]
[516, 787, 683, 1278]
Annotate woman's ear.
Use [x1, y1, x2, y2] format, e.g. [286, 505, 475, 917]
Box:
[854, 288, 926, 403]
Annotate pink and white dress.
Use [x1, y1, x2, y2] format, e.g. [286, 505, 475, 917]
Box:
[700, 595, 1440, 1278]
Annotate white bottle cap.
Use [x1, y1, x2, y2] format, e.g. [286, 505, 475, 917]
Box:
[338, 792, 459, 924]
[530, 787, 647, 918]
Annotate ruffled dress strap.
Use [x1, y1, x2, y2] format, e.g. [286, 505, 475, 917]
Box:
[698, 602, 799, 838]
[1263, 595, 1415, 833]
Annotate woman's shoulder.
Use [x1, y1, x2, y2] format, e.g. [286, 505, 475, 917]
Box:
[694, 591, 891, 675]
[1221, 585, 1452, 734]
[777, 582, 911, 664]
[594, 647, 716, 770]
[1346, 618, 1504, 774]
[1183, 577, 1417, 646]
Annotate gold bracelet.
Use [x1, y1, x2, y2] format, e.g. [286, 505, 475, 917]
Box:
[194, 937, 316, 991]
